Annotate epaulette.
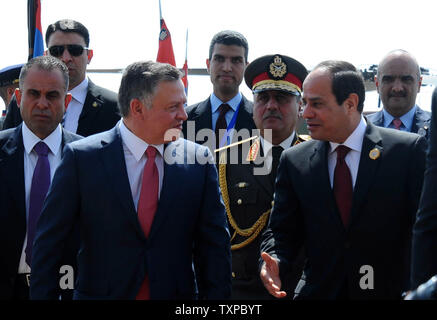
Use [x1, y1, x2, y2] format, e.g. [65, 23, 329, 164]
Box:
[293, 134, 311, 146]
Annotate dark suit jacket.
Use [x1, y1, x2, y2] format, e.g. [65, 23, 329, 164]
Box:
[260, 122, 426, 299]
[182, 95, 256, 147]
[2, 80, 120, 137]
[0, 124, 82, 299]
[367, 106, 431, 139]
[223, 135, 304, 299]
[30, 126, 231, 300]
[411, 87, 437, 289]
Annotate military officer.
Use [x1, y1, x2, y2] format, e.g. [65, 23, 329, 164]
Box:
[217, 54, 309, 299]
[0, 64, 23, 129]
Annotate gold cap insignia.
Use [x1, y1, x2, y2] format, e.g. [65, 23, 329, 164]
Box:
[92, 101, 98, 108]
[369, 148, 380, 160]
[269, 55, 287, 79]
[246, 138, 260, 161]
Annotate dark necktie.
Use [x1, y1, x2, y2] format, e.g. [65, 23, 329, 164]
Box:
[392, 118, 402, 130]
[333, 145, 352, 227]
[270, 146, 284, 185]
[215, 103, 231, 149]
[25, 141, 51, 266]
[136, 146, 159, 300]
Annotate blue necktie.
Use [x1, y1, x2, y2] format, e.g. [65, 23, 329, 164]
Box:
[25, 141, 51, 266]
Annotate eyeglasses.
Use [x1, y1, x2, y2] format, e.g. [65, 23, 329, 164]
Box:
[48, 45, 88, 57]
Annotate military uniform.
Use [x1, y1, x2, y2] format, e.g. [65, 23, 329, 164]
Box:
[0, 64, 23, 130]
[217, 54, 309, 299]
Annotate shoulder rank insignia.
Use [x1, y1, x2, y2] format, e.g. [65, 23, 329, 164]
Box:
[293, 134, 311, 146]
[246, 137, 260, 161]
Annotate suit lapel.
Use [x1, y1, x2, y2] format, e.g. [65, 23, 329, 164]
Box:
[309, 140, 345, 232]
[350, 123, 382, 225]
[234, 96, 255, 132]
[99, 127, 144, 238]
[411, 107, 430, 137]
[77, 80, 104, 128]
[1, 125, 26, 225]
[148, 140, 183, 239]
[191, 98, 213, 132]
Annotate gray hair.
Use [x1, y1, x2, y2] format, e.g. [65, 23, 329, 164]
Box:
[118, 60, 182, 117]
[19, 56, 69, 92]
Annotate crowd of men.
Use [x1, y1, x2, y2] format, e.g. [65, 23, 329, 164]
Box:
[1, 19, 437, 300]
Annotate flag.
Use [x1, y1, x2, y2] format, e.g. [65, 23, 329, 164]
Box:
[156, 18, 176, 66]
[182, 59, 188, 95]
[181, 30, 188, 95]
[27, 0, 44, 60]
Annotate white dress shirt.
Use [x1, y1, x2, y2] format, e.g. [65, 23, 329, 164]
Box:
[260, 132, 296, 173]
[63, 77, 88, 133]
[328, 116, 367, 189]
[18, 122, 63, 273]
[119, 120, 164, 211]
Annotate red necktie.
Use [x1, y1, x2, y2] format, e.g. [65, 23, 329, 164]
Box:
[136, 146, 158, 300]
[392, 118, 402, 130]
[215, 103, 231, 149]
[333, 145, 353, 227]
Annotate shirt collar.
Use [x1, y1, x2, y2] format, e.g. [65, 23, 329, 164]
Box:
[329, 116, 367, 154]
[382, 105, 417, 131]
[119, 120, 164, 161]
[22, 122, 63, 156]
[69, 77, 88, 104]
[260, 131, 296, 155]
[210, 92, 242, 113]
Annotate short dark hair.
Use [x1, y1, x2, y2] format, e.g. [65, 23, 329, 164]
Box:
[315, 60, 365, 112]
[118, 61, 182, 117]
[45, 19, 90, 47]
[209, 30, 249, 62]
[19, 56, 69, 92]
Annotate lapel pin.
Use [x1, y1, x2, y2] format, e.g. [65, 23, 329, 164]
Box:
[92, 101, 98, 108]
[369, 148, 380, 160]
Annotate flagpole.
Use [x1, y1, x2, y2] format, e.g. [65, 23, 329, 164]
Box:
[158, 0, 162, 20]
[185, 29, 188, 61]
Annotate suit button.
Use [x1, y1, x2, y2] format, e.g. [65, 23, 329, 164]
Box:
[237, 199, 242, 205]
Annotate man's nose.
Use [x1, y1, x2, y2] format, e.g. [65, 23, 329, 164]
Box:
[302, 105, 313, 119]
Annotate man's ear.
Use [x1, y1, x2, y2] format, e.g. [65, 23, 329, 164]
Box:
[15, 88, 22, 108]
[87, 49, 94, 64]
[206, 58, 210, 74]
[345, 93, 359, 113]
[129, 98, 146, 118]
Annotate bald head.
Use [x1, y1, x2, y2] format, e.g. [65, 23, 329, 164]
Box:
[375, 50, 422, 117]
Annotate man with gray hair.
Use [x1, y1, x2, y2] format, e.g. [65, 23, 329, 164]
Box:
[367, 49, 431, 138]
[30, 60, 231, 300]
[0, 56, 82, 299]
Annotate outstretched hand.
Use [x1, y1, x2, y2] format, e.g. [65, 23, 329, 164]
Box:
[260, 252, 287, 298]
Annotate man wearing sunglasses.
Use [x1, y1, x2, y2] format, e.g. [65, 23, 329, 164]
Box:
[3, 19, 120, 137]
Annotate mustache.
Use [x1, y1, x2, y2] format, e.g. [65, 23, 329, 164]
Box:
[389, 91, 406, 98]
[263, 112, 282, 121]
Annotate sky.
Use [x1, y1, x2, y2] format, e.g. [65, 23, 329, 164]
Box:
[1, 0, 437, 109]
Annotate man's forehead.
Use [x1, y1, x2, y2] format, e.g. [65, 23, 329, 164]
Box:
[212, 44, 245, 56]
[48, 31, 86, 45]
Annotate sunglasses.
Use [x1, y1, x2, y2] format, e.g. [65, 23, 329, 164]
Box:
[48, 44, 88, 57]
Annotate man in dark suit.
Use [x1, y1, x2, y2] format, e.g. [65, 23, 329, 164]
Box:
[410, 86, 437, 291]
[3, 19, 120, 137]
[0, 56, 82, 299]
[30, 60, 231, 300]
[259, 60, 426, 300]
[182, 30, 256, 155]
[218, 54, 309, 299]
[367, 49, 430, 138]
